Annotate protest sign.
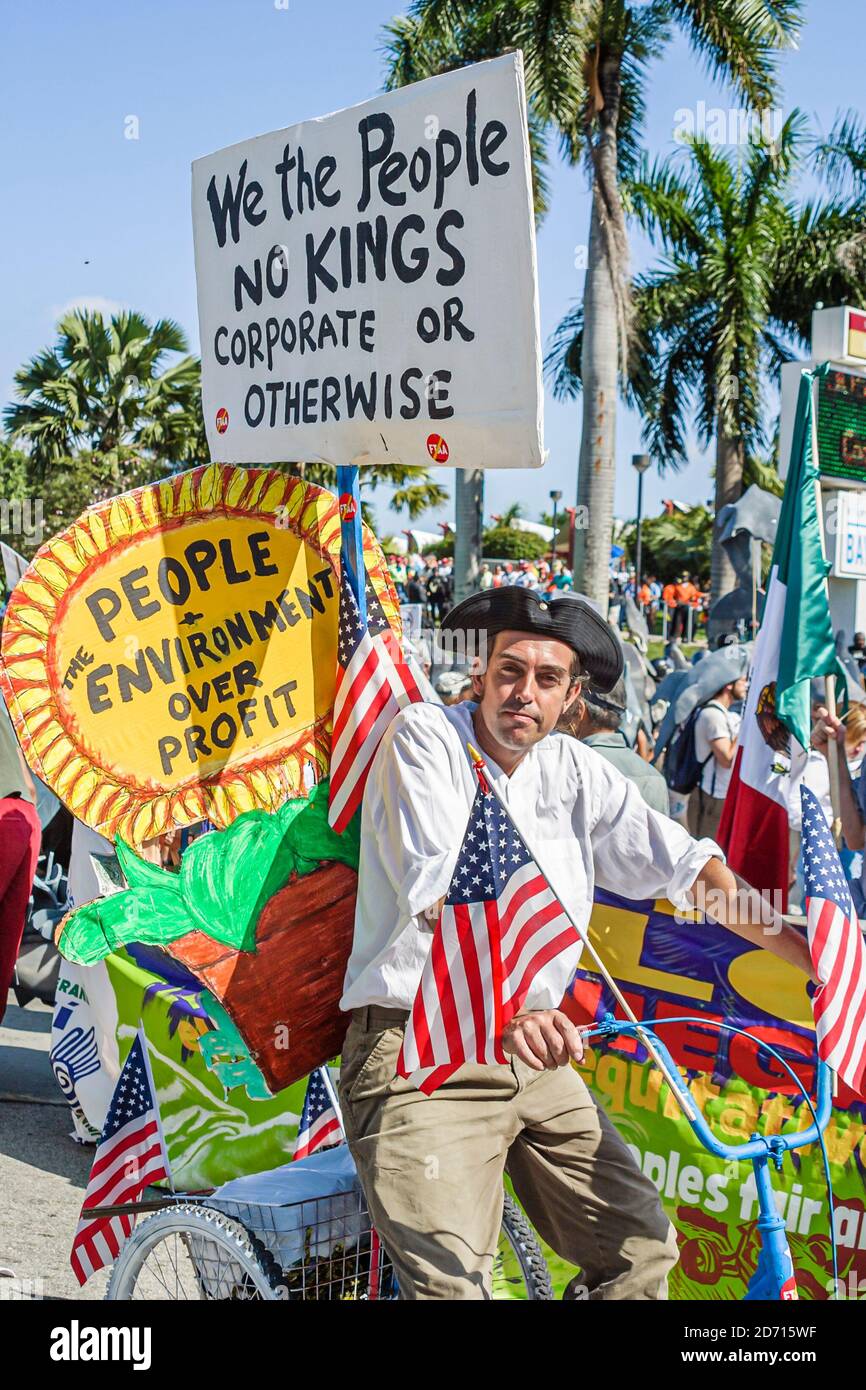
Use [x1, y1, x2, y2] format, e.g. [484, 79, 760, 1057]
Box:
[192, 53, 542, 471]
[0, 462, 397, 844]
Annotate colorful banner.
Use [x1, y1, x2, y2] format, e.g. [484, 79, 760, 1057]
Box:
[0, 463, 397, 844]
[53, 942, 306, 1190]
[562, 890, 866, 1301]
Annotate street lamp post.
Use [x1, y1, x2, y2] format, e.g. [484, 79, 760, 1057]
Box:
[549, 489, 562, 568]
[632, 454, 650, 606]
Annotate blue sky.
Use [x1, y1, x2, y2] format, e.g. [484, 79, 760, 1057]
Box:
[3, 0, 864, 535]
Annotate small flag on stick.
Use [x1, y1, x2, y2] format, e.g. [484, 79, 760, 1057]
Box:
[293, 1067, 345, 1161]
[327, 568, 422, 832]
[802, 785, 866, 1097]
[70, 1026, 170, 1285]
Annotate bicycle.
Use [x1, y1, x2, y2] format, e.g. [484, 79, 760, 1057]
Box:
[581, 1015, 835, 1301]
[102, 1019, 834, 1301]
[103, 1148, 553, 1300]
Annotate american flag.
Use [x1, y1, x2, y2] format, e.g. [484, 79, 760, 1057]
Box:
[802, 785, 866, 1096]
[293, 1067, 345, 1161]
[327, 567, 421, 832]
[70, 1027, 169, 1285]
[397, 770, 582, 1094]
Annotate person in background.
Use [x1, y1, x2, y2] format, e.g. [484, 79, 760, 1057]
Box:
[671, 573, 698, 642]
[0, 697, 41, 1023]
[811, 704, 866, 917]
[687, 675, 746, 839]
[849, 632, 866, 680]
[844, 704, 866, 778]
[787, 698, 834, 912]
[648, 575, 662, 620]
[430, 564, 453, 623]
[840, 704, 866, 893]
[661, 579, 677, 636]
[405, 568, 426, 608]
[492, 565, 505, 588]
[501, 561, 517, 586]
[559, 677, 669, 814]
[434, 671, 474, 706]
[388, 553, 408, 599]
[478, 563, 494, 591]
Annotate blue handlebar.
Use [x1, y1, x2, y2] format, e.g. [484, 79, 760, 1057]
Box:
[583, 1015, 833, 1162]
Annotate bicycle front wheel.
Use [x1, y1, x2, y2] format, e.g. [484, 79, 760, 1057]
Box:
[106, 1202, 284, 1301]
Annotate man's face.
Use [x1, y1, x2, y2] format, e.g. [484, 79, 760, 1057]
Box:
[732, 676, 748, 702]
[472, 631, 580, 756]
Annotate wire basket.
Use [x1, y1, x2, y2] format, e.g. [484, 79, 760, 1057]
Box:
[205, 1185, 397, 1300]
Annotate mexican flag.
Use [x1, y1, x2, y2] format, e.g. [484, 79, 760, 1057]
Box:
[718, 366, 843, 906]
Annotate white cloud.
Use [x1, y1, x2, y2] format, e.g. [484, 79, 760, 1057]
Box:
[49, 295, 126, 322]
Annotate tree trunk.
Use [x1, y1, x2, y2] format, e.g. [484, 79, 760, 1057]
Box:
[574, 191, 619, 611]
[573, 53, 627, 614]
[453, 466, 484, 603]
[711, 423, 744, 604]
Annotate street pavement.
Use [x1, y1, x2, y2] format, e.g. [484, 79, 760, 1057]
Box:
[0, 991, 108, 1299]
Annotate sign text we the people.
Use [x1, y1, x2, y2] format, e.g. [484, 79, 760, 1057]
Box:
[192, 54, 543, 472]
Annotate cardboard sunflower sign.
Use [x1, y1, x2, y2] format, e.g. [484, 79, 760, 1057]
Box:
[0, 462, 402, 1093]
[0, 461, 397, 845]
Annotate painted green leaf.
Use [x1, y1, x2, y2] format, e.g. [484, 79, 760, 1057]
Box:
[56, 779, 360, 965]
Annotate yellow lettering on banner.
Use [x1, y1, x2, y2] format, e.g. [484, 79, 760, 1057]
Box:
[629, 1062, 665, 1113]
[587, 904, 714, 1002]
[727, 949, 813, 1028]
[717, 1089, 759, 1137]
[760, 1093, 795, 1137]
[594, 1054, 629, 1112]
[823, 1119, 865, 1167]
[688, 1074, 721, 1115]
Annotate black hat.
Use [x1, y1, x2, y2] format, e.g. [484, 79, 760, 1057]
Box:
[441, 588, 623, 693]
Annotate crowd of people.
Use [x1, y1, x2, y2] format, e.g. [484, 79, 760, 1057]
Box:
[387, 552, 576, 626]
[609, 569, 709, 637]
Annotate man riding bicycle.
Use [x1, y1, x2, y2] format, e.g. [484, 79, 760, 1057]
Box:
[338, 588, 814, 1300]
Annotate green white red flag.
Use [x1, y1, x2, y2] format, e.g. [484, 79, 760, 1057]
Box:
[718, 366, 843, 905]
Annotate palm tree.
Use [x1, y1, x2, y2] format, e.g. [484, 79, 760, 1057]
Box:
[4, 309, 205, 481]
[382, 0, 802, 608]
[550, 115, 866, 601]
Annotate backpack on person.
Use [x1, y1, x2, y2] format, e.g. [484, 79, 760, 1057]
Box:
[663, 705, 713, 795]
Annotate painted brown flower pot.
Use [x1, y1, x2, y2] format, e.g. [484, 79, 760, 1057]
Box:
[157, 859, 358, 1094]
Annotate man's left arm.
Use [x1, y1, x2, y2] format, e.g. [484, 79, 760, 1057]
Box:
[688, 856, 815, 980]
[588, 758, 815, 979]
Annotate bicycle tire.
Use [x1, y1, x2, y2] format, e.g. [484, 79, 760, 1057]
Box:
[495, 1194, 555, 1301]
[105, 1202, 285, 1301]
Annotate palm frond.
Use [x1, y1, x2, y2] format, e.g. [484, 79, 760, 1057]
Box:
[669, 0, 803, 111]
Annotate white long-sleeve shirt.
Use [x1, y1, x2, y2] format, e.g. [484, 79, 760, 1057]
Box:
[340, 701, 722, 1013]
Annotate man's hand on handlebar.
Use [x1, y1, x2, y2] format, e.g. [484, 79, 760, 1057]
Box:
[501, 1009, 585, 1071]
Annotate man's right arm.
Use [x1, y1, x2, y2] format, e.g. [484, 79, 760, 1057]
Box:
[365, 708, 468, 920]
[812, 707, 865, 849]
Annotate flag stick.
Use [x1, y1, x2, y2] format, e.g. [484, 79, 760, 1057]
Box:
[810, 377, 843, 844]
[465, 741, 697, 1120]
[136, 1020, 174, 1194]
[319, 1064, 344, 1132]
[336, 462, 366, 623]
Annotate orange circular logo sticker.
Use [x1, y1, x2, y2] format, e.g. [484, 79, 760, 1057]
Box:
[426, 433, 449, 462]
[338, 493, 358, 522]
[215, 407, 229, 434]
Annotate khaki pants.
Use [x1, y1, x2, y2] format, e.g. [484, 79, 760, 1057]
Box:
[687, 789, 726, 841]
[339, 1007, 679, 1300]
